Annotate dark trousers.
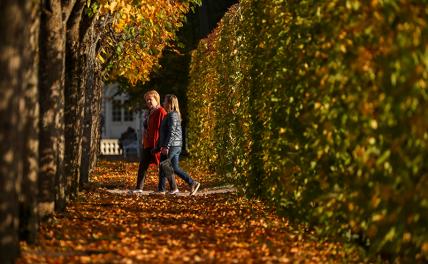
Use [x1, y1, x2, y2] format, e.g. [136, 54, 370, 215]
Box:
[136, 148, 154, 190]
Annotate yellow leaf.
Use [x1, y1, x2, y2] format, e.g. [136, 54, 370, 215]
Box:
[97, 54, 105, 63]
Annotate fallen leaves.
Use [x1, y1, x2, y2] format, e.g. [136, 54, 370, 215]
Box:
[17, 159, 367, 263]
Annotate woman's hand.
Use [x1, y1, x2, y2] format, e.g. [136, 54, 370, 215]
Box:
[161, 147, 169, 155]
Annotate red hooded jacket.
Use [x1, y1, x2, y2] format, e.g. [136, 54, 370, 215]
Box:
[143, 106, 167, 165]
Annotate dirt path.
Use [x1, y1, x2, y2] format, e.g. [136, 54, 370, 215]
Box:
[105, 185, 236, 196]
[18, 160, 366, 263]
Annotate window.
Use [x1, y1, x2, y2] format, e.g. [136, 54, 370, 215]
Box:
[124, 108, 134, 121]
[112, 100, 122, 122]
[123, 100, 134, 121]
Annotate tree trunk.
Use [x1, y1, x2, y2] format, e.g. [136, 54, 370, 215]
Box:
[0, 3, 22, 262]
[19, 0, 41, 244]
[80, 59, 93, 186]
[38, 0, 66, 216]
[81, 75, 103, 184]
[80, 63, 101, 185]
[80, 14, 101, 186]
[64, 0, 85, 200]
[0, 0, 37, 262]
[90, 75, 103, 172]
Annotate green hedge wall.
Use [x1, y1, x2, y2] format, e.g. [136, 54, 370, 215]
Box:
[187, 0, 428, 260]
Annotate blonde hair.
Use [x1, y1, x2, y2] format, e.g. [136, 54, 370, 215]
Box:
[144, 90, 160, 105]
[164, 94, 181, 121]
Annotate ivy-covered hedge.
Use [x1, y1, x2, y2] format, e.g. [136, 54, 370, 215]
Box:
[187, 0, 428, 260]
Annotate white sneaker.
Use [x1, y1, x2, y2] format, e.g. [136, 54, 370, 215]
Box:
[169, 189, 179, 195]
[190, 182, 200, 196]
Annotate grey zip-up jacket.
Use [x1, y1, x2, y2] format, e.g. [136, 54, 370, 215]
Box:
[157, 111, 182, 149]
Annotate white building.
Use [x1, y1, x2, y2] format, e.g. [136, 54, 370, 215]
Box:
[100, 83, 145, 156]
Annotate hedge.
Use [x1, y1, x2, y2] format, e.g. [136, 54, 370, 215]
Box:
[187, 0, 428, 260]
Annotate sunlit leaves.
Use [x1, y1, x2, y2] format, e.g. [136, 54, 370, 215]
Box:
[187, 0, 428, 261]
[17, 160, 364, 263]
[96, 0, 198, 85]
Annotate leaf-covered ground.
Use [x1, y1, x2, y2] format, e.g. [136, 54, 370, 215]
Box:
[18, 159, 369, 263]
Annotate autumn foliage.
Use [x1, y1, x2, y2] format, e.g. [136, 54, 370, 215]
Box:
[96, 0, 200, 84]
[18, 160, 366, 263]
[187, 0, 428, 261]
[1, 0, 202, 262]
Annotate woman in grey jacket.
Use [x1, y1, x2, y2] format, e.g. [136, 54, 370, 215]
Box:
[155, 94, 200, 195]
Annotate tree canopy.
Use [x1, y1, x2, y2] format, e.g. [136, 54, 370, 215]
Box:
[96, 0, 201, 85]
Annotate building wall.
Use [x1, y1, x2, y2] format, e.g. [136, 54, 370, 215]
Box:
[102, 83, 141, 139]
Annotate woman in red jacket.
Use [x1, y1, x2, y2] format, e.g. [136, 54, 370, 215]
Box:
[135, 90, 167, 191]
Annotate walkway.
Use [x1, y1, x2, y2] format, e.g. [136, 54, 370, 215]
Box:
[18, 160, 366, 263]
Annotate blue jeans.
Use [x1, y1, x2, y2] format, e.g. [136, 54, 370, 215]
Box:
[158, 146, 194, 191]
